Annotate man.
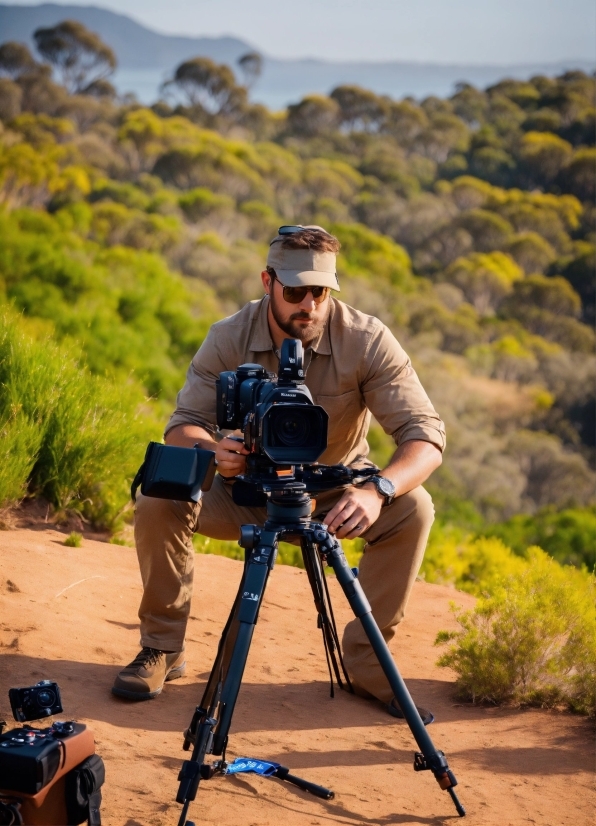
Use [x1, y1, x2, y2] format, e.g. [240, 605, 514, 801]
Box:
[113, 226, 445, 722]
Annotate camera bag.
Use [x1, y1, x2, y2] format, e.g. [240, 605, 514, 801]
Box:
[65, 754, 104, 826]
[131, 441, 216, 503]
[0, 799, 23, 825]
[0, 727, 63, 794]
[0, 723, 101, 825]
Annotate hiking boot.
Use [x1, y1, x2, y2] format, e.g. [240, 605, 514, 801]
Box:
[111, 647, 185, 700]
[386, 697, 434, 726]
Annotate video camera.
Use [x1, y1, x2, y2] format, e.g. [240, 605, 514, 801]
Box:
[132, 338, 341, 507]
[216, 339, 328, 465]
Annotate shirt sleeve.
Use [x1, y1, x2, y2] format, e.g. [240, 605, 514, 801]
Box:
[360, 323, 446, 452]
[164, 327, 226, 438]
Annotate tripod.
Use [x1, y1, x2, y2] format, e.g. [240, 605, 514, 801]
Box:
[175, 480, 466, 825]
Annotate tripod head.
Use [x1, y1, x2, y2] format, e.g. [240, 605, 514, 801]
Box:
[230, 458, 379, 511]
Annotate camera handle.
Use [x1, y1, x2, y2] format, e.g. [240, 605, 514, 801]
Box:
[175, 518, 465, 825]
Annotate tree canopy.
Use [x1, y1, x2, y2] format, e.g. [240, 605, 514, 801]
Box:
[33, 20, 116, 94]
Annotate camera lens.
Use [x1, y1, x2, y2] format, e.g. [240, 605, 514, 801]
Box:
[276, 411, 311, 446]
[36, 689, 56, 707]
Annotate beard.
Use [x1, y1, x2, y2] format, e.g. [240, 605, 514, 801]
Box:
[269, 292, 329, 345]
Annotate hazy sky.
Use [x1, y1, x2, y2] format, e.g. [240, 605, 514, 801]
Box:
[7, 0, 596, 63]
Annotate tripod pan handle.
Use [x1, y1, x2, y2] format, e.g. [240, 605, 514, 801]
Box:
[274, 766, 334, 799]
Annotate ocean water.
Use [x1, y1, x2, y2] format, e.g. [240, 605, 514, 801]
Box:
[114, 59, 595, 110]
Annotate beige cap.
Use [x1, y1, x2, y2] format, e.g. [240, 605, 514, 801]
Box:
[267, 226, 340, 291]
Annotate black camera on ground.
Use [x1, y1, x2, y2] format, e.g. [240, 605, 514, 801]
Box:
[9, 680, 63, 723]
[216, 339, 328, 465]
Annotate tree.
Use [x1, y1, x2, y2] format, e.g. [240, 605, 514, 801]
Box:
[487, 79, 540, 110]
[457, 209, 514, 252]
[82, 78, 116, 100]
[16, 66, 66, 115]
[551, 242, 595, 325]
[523, 108, 562, 134]
[502, 274, 581, 317]
[330, 85, 386, 132]
[450, 176, 494, 210]
[286, 94, 339, 137]
[34, 21, 116, 94]
[443, 251, 522, 316]
[237, 51, 262, 90]
[416, 113, 469, 163]
[505, 430, 595, 509]
[382, 100, 428, 146]
[450, 83, 488, 126]
[559, 148, 596, 202]
[486, 94, 526, 137]
[505, 232, 557, 274]
[164, 57, 243, 116]
[518, 131, 573, 188]
[469, 146, 515, 187]
[0, 78, 22, 120]
[499, 276, 593, 352]
[0, 41, 37, 79]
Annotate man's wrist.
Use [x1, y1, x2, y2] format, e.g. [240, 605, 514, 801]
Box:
[362, 475, 396, 506]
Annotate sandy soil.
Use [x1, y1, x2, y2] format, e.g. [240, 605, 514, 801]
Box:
[0, 526, 594, 826]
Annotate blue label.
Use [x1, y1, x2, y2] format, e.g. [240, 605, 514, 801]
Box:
[225, 757, 280, 777]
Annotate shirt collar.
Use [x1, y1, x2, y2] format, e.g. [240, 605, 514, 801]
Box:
[249, 295, 332, 356]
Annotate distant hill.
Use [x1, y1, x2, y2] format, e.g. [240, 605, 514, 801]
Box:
[0, 3, 251, 67]
[1, 3, 593, 107]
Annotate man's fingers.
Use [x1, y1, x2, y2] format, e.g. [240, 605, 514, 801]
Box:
[327, 503, 364, 535]
[336, 513, 367, 539]
[220, 437, 249, 454]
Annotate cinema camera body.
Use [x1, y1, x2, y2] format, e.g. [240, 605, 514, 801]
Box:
[133, 337, 379, 516]
[216, 338, 328, 467]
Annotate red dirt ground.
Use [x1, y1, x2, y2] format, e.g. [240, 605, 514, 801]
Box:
[0, 526, 594, 825]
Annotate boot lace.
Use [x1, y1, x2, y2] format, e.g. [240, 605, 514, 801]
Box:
[127, 647, 163, 669]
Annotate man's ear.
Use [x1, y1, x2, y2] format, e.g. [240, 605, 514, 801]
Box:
[261, 269, 272, 294]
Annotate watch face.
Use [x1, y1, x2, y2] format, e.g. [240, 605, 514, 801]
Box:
[377, 477, 395, 497]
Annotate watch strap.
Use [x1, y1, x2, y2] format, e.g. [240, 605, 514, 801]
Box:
[365, 475, 395, 505]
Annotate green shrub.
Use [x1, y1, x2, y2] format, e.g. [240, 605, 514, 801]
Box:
[485, 506, 596, 569]
[436, 548, 596, 715]
[421, 527, 527, 595]
[0, 307, 160, 527]
[193, 533, 364, 570]
[64, 532, 82, 547]
[0, 209, 219, 399]
[193, 534, 314, 568]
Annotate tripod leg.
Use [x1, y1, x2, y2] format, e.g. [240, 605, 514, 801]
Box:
[301, 537, 351, 694]
[176, 534, 278, 825]
[317, 533, 465, 817]
[210, 536, 277, 753]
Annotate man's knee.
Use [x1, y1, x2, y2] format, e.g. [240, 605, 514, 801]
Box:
[371, 485, 434, 541]
[135, 492, 198, 535]
[397, 485, 435, 533]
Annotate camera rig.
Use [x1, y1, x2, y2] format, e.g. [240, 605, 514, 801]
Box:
[174, 461, 465, 826]
[133, 338, 466, 823]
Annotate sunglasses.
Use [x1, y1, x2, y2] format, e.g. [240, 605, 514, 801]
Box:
[271, 274, 330, 305]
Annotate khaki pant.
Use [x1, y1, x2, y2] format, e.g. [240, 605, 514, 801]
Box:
[134, 476, 434, 704]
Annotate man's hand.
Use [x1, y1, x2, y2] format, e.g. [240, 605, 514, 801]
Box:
[215, 436, 249, 479]
[324, 485, 383, 539]
[324, 440, 443, 540]
[165, 424, 248, 479]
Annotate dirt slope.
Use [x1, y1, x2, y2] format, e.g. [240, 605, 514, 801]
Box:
[0, 527, 594, 826]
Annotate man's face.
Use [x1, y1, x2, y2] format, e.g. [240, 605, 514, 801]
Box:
[263, 271, 330, 345]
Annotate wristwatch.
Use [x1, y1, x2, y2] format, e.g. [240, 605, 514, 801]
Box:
[365, 475, 396, 506]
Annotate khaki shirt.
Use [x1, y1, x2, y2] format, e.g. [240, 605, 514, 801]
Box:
[166, 297, 446, 466]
